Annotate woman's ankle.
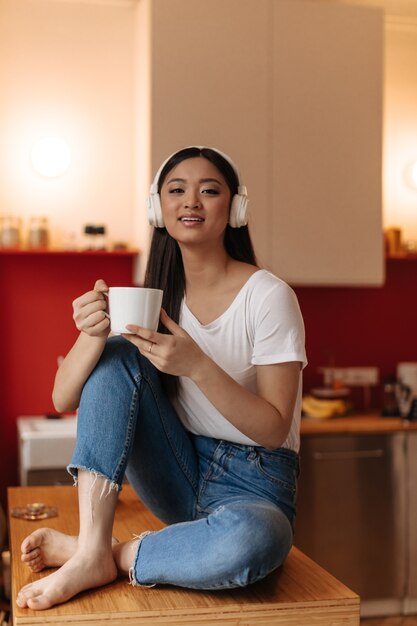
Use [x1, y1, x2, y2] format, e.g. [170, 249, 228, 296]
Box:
[112, 539, 138, 575]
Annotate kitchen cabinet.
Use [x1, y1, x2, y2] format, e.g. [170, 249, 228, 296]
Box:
[270, 1, 383, 286]
[405, 432, 417, 614]
[136, 0, 384, 285]
[296, 423, 417, 617]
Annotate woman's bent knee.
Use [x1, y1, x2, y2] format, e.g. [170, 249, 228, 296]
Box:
[210, 502, 293, 588]
[101, 335, 138, 366]
[236, 508, 292, 586]
[84, 336, 141, 388]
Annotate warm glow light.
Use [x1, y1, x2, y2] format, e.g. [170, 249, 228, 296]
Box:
[411, 161, 417, 189]
[31, 136, 72, 177]
[404, 159, 417, 191]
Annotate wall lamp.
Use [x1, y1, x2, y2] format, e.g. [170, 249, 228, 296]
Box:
[31, 136, 72, 178]
[404, 159, 417, 191]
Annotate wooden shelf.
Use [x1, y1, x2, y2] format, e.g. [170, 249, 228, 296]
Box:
[386, 252, 417, 261]
[0, 247, 139, 256]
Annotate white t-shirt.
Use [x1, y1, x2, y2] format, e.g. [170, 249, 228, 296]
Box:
[171, 269, 307, 452]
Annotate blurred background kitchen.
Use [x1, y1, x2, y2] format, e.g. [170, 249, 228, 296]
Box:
[1, 0, 417, 622]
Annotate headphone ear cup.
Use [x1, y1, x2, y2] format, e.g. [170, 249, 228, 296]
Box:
[147, 193, 165, 228]
[229, 194, 248, 228]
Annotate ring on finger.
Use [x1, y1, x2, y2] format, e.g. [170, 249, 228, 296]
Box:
[148, 342, 153, 354]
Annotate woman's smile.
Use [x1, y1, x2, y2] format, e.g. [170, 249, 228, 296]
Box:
[178, 213, 205, 226]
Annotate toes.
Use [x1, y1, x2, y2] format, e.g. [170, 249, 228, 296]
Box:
[21, 547, 40, 562]
[21, 535, 37, 553]
[16, 593, 27, 608]
[16, 585, 41, 608]
[21, 528, 44, 554]
[21, 538, 34, 555]
[17, 589, 53, 611]
[21, 547, 45, 572]
[27, 594, 54, 610]
[29, 557, 44, 573]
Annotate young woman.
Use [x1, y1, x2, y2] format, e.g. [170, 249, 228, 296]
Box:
[17, 146, 307, 610]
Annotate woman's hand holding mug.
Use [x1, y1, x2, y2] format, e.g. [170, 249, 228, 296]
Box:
[72, 279, 110, 337]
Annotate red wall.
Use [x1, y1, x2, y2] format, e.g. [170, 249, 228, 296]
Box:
[0, 250, 136, 511]
[294, 257, 417, 409]
[1, 252, 416, 512]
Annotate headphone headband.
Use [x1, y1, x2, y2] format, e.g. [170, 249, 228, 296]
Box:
[150, 146, 243, 192]
[146, 146, 249, 228]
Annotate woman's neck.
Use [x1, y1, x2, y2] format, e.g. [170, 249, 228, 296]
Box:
[180, 243, 232, 290]
[179, 244, 258, 325]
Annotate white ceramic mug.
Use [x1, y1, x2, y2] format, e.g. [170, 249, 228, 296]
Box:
[107, 287, 163, 334]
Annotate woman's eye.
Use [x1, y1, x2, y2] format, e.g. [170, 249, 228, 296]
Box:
[201, 188, 220, 195]
[169, 187, 184, 194]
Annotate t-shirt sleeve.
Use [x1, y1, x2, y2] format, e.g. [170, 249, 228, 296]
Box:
[251, 280, 307, 368]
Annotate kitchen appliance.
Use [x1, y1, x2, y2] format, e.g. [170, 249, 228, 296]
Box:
[295, 433, 407, 617]
[396, 362, 417, 420]
[17, 415, 77, 486]
[27, 216, 50, 249]
[405, 432, 417, 614]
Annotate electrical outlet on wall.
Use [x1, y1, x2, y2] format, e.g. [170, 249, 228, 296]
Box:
[320, 366, 379, 387]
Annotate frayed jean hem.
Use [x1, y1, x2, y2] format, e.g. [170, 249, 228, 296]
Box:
[129, 531, 156, 588]
[66, 464, 122, 495]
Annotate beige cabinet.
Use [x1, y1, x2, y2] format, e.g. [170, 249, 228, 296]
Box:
[135, 0, 384, 285]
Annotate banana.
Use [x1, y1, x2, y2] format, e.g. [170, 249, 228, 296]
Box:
[302, 402, 334, 419]
[302, 395, 347, 419]
[305, 395, 346, 412]
[302, 398, 333, 419]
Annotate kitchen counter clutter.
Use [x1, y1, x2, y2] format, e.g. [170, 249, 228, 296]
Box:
[301, 413, 417, 435]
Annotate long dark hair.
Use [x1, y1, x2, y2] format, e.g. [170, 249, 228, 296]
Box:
[144, 146, 258, 395]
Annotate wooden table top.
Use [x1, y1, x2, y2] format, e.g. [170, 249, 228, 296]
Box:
[8, 485, 359, 626]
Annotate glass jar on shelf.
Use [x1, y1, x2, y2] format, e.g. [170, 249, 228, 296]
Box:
[27, 216, 50, 249]
[0, 215, 22, 248]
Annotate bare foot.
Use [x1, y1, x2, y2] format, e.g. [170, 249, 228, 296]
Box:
[16, 548, 117, 610]
[21, 528, 120, 573]
[21, 528, 77, 572]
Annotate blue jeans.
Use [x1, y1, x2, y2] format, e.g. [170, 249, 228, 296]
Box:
[69, 336, 299, 590]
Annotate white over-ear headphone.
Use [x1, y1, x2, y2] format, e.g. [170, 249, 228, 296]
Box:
[146, 146, 249, 228]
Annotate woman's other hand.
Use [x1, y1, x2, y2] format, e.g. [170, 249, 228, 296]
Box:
[72, 279, 110, 337]
[123, 309, 205, 377]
